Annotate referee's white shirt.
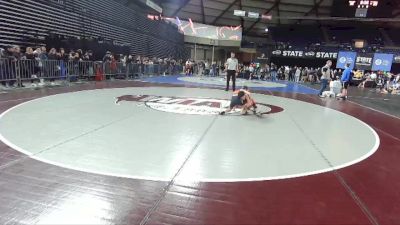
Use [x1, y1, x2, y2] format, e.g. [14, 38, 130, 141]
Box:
[226, 58, 238, 71]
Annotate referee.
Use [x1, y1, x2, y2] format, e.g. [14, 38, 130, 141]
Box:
[225, 52, 239, 91]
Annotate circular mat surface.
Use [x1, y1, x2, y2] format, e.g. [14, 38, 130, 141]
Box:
[0, 87, 379, 182]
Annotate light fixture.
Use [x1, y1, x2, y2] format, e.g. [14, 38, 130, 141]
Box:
[265, 27, 269, 32]
[234, 10, 246, 17]
[248, 12, 260, 18]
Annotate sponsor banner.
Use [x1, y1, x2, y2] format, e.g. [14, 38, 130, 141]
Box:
[271, 50, 337, 59]
[336, 51, 357, 69]
[315, 51, 338, 59]
[372, 53, 394, 71]
[355, 53, 374, 71]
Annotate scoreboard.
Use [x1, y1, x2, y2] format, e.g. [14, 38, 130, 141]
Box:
[348, 1, 379, 8]
[333, 0, 392, 18]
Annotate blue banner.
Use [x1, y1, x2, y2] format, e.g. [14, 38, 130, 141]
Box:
[372, 53, 394, 71]
[336, 51, 357, 69]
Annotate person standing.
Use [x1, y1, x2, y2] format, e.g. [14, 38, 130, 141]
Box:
[295, 66, 301, 83]
[289, 66, 295, 82]
[318, 60, 332, 97]
[215, 62, 220, 76]
[339, 63, 352, 100]
[225, 52, 239, 91]
[204, 60, 210, 76]
[270, 63, 277, 81]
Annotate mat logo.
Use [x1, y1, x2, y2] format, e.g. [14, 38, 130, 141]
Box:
[115, 95, 283, 115]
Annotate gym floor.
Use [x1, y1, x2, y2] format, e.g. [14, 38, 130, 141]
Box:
[0, 77, 399, 225]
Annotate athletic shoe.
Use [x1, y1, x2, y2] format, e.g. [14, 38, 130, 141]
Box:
[219, 111, 226, 115]
[318, 95, 325, 98]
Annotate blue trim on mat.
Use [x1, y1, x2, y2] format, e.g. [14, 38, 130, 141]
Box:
[140, 75, 319, 95]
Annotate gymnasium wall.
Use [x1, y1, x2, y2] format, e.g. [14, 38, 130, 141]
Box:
[0, 0, 188, 59]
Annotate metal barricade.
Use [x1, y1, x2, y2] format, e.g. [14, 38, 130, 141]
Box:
[102, 61, 121, 79]
[115, 62, 127, 79]
[153, 64, 160, 75]
[126, 63, 140, 79]
[0, 58, 185, 88]
[18, 59, 41, 82]
[94, 62, 105, 81]
[0, 58, 17, 85]
[39, 60, 65, 81]
[66, 60, 80, 82]
[79, 61, 95, 80]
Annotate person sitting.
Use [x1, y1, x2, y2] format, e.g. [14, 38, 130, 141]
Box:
[358, 74, 372, 88]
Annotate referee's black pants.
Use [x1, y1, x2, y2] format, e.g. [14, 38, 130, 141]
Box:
[226, 70, 236, 91]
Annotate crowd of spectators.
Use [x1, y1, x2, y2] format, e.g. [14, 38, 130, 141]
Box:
[0, 45, 185, 88]
[235, 63, 400, 95]
[1, 45, 399, 95]
[357, 70, 400, 94]
[184, 59, 223, 77]
[183, 59, 400, 95]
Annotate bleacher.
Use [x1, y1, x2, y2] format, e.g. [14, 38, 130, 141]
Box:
[327, 26, 383, 45]
[0, 0, 187, 59]
[386, 28, 400, 46]
[270, 27, 324, 47]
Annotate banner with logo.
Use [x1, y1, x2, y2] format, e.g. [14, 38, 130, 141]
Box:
[271, 50, 337, 59]
[337, 51, 357, 69]
[372, 53, 394, 71]
[355, 53, 374, 70]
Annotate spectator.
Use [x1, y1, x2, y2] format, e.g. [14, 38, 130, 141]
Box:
[83, 50, 94, 61]
[24, 47, 35, 60]
[270, 63, 277, 81]
[295, 66, 301, 83]
[204, 60, 210, 76]
[0, 47, 7, 88]
[289, 66, 296, 82]
[3, 45, 18, 87]
[301, 67, 308, 82]
[20, 47, 35, 85]
[318, 60, 332, 98]
[103, 51, 112, 62]
[339, 63, 352, 100]
[215, 62, 220, 76]
[39, 47, 48, 60]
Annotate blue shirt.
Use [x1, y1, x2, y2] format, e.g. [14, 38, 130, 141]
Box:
[341, 68, 352, 82]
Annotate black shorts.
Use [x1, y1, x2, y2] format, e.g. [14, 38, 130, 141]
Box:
[342, 81, 349, 89]
[230, 96, 243, 108]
